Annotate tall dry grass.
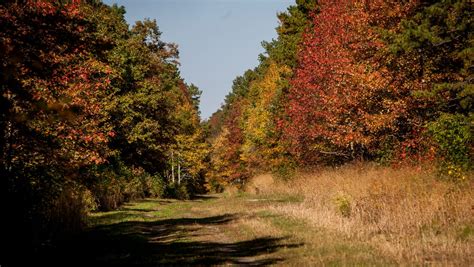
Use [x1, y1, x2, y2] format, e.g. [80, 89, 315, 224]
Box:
[256, 164, 474, 265]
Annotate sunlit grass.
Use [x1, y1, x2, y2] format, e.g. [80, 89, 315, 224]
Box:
[87, 199, 193, 226]
[251, 164, 474, 265]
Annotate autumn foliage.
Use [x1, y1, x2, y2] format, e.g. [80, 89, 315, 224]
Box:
[1, 0, 206, 262]
[284, 0, 421, 163]
[0, 0, 472, 263]
[207, 0, 472, 187]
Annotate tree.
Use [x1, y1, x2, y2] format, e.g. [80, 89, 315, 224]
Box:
[1, 0, 115, 261]
[283, 0, 420, 164]
[0, 2, 209, 262]
[387, 0, 473, 176]
[241, 62, 291, 170]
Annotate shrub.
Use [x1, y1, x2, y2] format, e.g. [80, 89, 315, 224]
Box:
[272, 160, 297, 181]
[122, 170, 145, 202]
[206, 177, 225, 193]
[428, 113, 472, 180]
[164, 182, 190, 200]
[142, 174, 165, 198]
[93, 176, 124, 211]
[46, 182, 99, 239]
[334, 194, 352, 218]
[82, 188, 98, 213]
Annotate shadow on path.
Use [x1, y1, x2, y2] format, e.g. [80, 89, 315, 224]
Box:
[43, 214, 301, 266]
[190, 194, 220, 201]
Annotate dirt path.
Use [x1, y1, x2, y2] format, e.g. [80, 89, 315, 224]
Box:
[42, 193, 392, 266]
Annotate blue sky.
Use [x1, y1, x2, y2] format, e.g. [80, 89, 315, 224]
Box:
[102, 0, 293, 118]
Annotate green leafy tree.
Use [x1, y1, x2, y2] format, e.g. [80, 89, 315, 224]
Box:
[388, 0, 473, 176]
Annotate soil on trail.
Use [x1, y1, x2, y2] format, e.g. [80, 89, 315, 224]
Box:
[39, 193, 391, 266]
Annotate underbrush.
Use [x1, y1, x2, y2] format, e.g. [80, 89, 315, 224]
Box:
[163, 182, 191, 200]
[257, 164, 473, 265]
[88, 164, 165, 211]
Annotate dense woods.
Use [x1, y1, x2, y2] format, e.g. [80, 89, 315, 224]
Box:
[0, 0, 472, 265]
[206, 0, 472, 187]
[1, 0, 207, 262]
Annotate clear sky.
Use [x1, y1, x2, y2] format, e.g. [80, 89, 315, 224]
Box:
[102, 0, 293, 119]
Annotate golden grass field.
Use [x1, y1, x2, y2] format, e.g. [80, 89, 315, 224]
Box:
[246, 164, 474, 265]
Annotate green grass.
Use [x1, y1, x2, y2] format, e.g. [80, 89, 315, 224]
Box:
[73, 193, 396, 266]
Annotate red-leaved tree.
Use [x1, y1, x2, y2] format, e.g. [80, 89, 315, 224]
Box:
[283, 0, 420, 164]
